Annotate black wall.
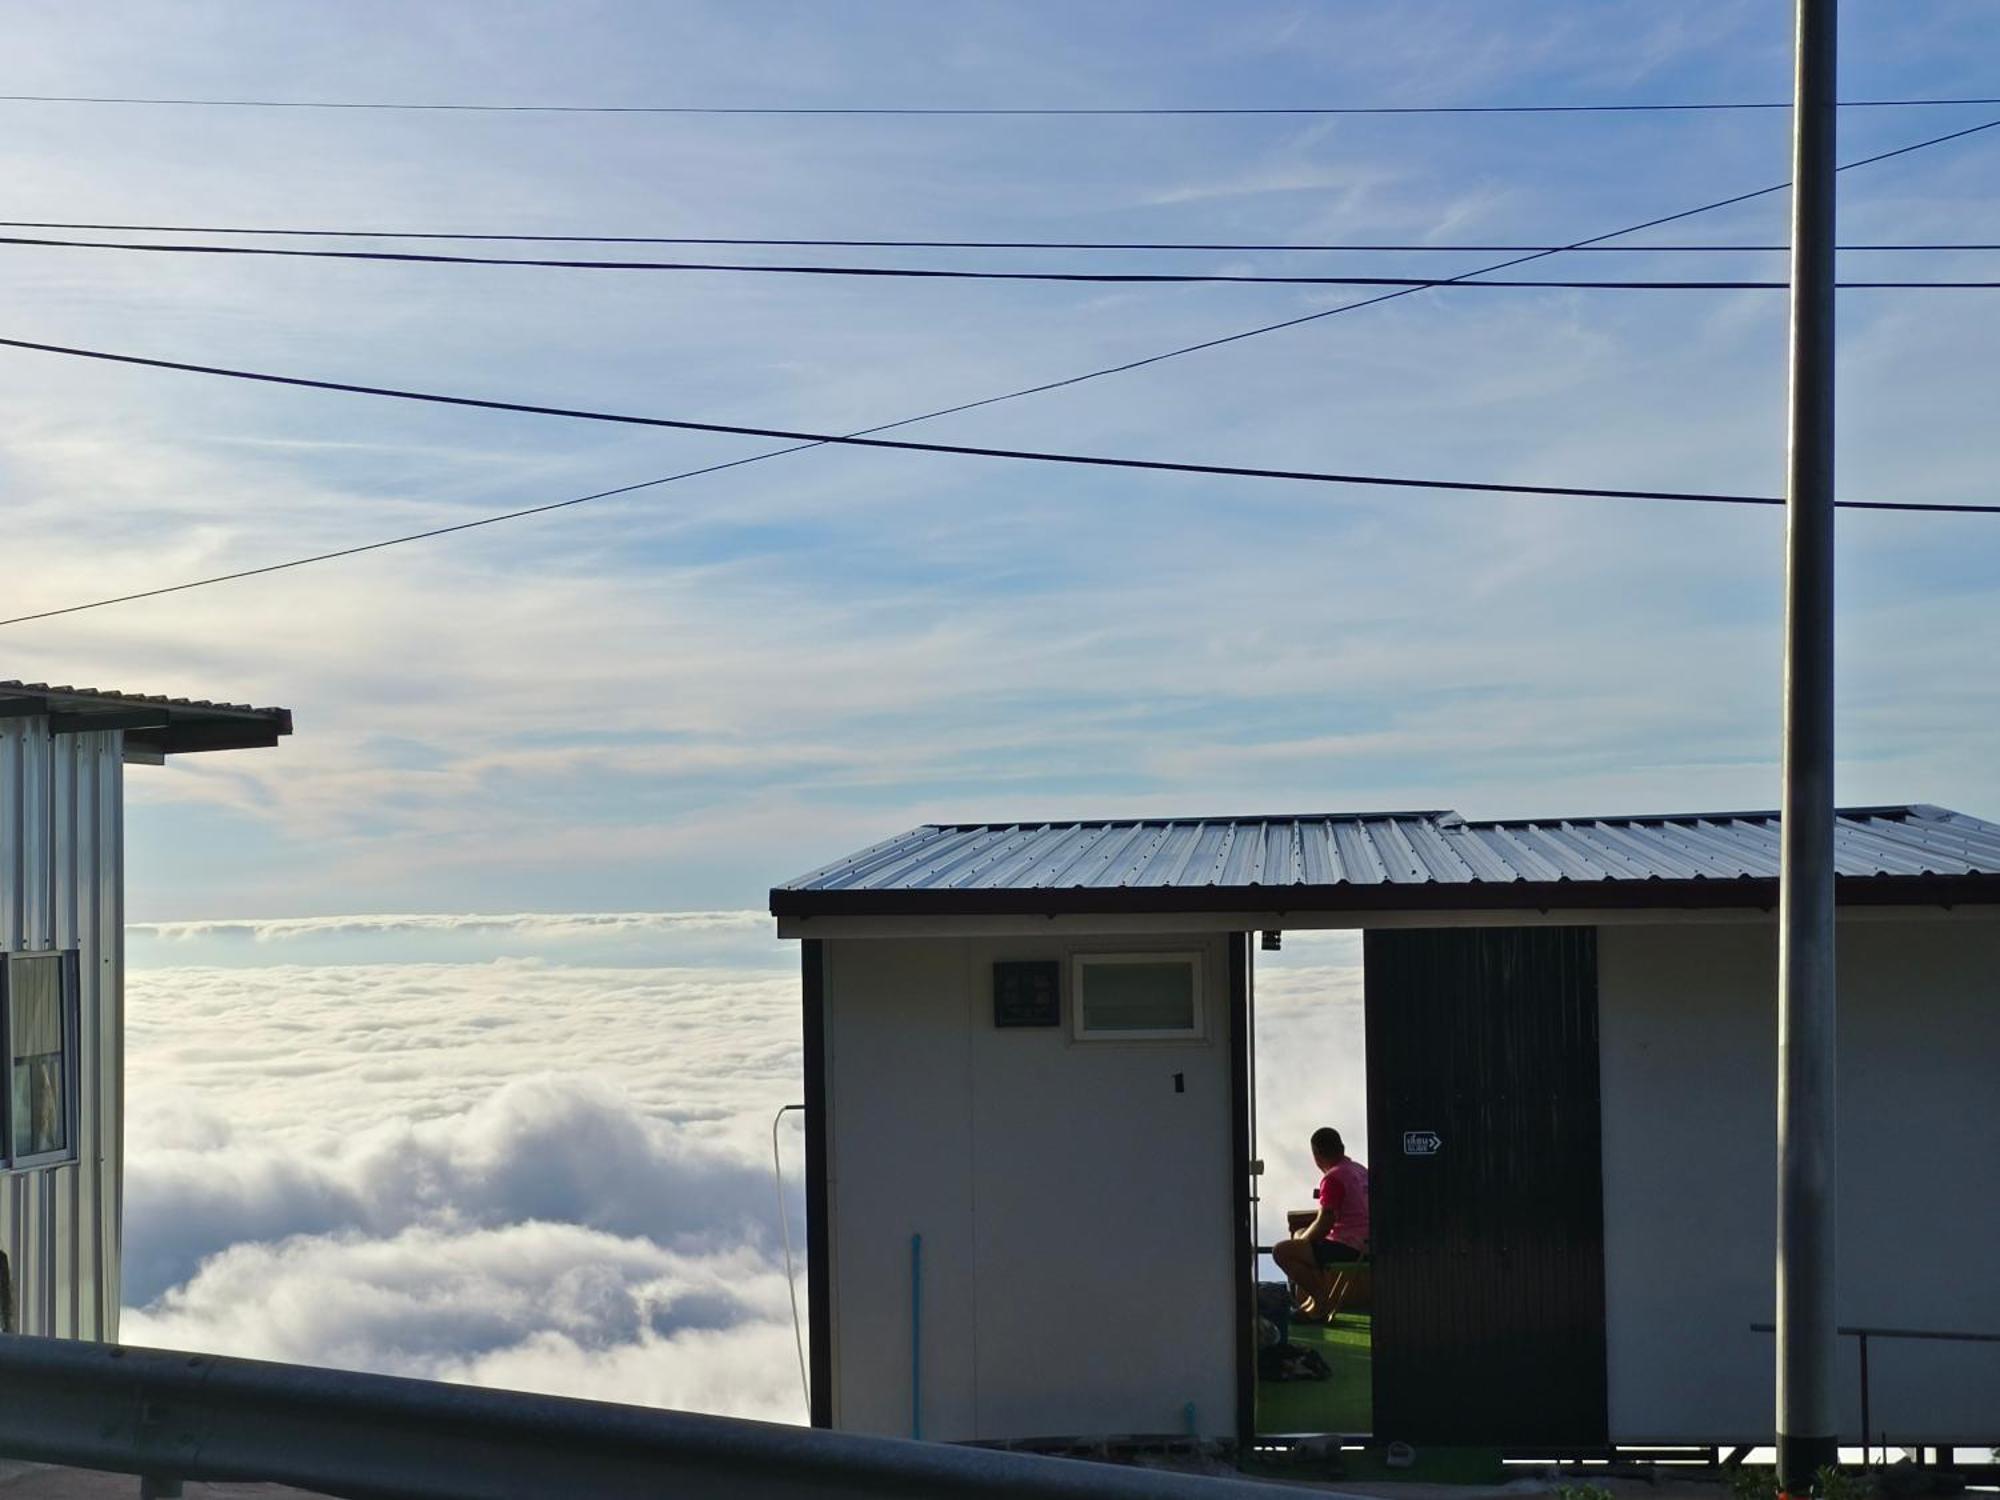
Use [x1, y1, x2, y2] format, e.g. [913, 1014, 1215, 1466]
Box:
[1364, 926, 1609, 1447]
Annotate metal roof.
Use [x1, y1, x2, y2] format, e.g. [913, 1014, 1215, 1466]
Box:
[0, 681, 292, 756]
[772, 805, 2000, 918]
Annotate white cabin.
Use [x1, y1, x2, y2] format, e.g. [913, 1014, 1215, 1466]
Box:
[773, 805, 2000, 1456]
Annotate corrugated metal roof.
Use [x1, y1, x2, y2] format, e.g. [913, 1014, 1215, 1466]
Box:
[0, 681, 291, 756]
[773, 805, 2000, 915]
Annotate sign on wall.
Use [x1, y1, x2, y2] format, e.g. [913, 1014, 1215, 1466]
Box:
[993, 960, 1061, 1028]
[1402, 1130, 1443, 1156]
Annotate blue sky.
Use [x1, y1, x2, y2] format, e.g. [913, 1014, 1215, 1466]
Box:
[4, 0, 1998, 921]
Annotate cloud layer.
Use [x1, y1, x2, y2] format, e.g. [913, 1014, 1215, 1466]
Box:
[120, 916, 1361, 1420]
[122, 937, 813, 1421]
[124, 1076, 786, 1305]
[131, 910, 770, 943]
[124, 1223, 807, 1420]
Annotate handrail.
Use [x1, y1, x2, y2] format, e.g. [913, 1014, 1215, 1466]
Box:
[1748, 1322, 2000, 1343]
[1747, 1322, 1999, 1465]
[0, 1333, 1309, 1500]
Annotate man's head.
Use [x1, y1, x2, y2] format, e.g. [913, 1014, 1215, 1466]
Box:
[1310, 1127, 1345, 1168]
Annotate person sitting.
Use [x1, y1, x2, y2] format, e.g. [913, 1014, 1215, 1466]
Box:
[1271, 1126, 1370, 1321]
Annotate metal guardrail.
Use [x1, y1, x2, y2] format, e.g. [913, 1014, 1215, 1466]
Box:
[0, 1333, 1308, 1500]
[1748, 1322, 2000, 1466]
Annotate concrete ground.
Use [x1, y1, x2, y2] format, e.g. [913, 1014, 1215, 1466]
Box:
[1, 1455, 1734, 1499]
[1296, 1481, 1733, 1500]
[6, 1457, 1979, 1499]
[0, 1463, 325, 1499]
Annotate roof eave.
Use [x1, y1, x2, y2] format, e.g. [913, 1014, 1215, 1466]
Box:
[0, 685, 292, 756]
[126, 708, 294, 756]
[769, 871, 2000, 921]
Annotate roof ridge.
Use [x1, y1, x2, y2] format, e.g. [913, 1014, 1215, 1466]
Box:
[1466, 804, 1941, 829]
[923, 810, 1461, 831]
[912, 805, 1959, 835]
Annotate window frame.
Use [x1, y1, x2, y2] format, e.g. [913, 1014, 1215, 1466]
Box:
[1, 951, 82, 1173]
[1070, 949, 1206, 1042]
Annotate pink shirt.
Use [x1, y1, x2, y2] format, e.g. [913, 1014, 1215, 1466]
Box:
[1315, 1157, 1371, 1252]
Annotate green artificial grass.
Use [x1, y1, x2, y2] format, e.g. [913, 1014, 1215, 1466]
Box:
[1254, 1311, 1373, 1436]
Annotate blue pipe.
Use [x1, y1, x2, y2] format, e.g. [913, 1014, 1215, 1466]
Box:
[910, 1233, 923, 1440]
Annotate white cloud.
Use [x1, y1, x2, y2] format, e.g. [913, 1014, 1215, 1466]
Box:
[1252, 944, 1368, 1217]
[439, 1315, 807, 1419]
[123, 1223, 807, 1424]
[114, 916, 1376, 1420]
[131, 909, 770, 943]
[123, 1076, 786, 1304]
[123, 943, 814, 1423]
[119, 918, 1375, 1420]
[127, 957, 803, 1150]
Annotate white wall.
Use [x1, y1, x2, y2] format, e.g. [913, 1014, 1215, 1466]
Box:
[822, 932, 1237, 1441]
[1599, 916, 2000, 1444]
[0, 719, 124, 1340]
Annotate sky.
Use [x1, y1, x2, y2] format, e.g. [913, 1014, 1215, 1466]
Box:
[2, 0, 1997, 1424]
[4, 0, 1999, 917]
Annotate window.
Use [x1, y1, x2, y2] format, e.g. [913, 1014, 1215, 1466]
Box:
[2, 953, 78, 1170]
[1072, 951, 1203, 1040]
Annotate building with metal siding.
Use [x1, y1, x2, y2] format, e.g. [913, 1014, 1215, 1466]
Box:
[0, 682, 289, 1340]
[773, 805, 2000, 1455]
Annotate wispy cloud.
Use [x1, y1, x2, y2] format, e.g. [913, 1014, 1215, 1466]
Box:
[6, 0, 1996, 921]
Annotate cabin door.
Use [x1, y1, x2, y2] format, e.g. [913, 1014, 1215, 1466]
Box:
[1363, 926, 1609, 1447]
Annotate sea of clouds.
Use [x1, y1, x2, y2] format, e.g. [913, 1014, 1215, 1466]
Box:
[121, 914, 1361, 1422]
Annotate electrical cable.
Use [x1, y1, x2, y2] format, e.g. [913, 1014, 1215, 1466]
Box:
[4, 220, 1997, 253]
[7, 232, 2000, 287]
[3, 92, 1999, 116]
[23, 330, 1910, 498]
[615, 111, 2000, 439]
[0, 330, 1993, 620]
[4, 112, 1996, 628]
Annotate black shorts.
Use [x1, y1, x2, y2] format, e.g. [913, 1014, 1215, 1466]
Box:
[1311, 1239, 1365, 1268]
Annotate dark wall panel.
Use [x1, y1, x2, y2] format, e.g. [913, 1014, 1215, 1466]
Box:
[802, 939, 833, 1429]
[1364, 926, 1608, 1447]
[1228, 933, 1255, 1452]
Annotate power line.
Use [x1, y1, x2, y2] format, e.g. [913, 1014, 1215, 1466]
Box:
[1, 333, 1994, 513]
[3, 378, 1984, 636]
[0, 453, 826, 627]
[7, 231, 2000, 288]
[5, 111, 1995, 628]
[6, 447, 1991, 633]
[0, 332, 1818, 483]
[3, 92, 1999, 117]
[5, 219, 1998, 254]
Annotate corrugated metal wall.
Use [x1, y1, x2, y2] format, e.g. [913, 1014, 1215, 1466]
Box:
[0, 717, 123, 1340]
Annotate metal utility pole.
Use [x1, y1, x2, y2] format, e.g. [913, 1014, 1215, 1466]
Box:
[1777, 0, 1840, 1492]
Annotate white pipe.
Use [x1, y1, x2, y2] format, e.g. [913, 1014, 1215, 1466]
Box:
[772, 1102, 809, 1415]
